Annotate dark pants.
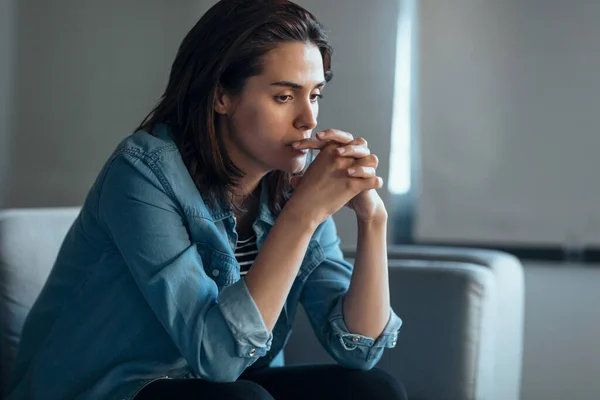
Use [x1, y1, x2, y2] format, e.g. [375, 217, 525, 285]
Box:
[134, 364, 408, 400]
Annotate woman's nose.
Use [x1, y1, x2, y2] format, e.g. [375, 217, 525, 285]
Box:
[296, 101, 318, 131]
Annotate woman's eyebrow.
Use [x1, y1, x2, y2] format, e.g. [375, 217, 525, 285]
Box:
[270, 80, 327, 89]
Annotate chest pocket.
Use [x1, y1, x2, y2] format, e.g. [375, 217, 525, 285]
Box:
[196, 244, 238, 289]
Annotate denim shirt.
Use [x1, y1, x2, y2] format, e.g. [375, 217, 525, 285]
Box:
[6, 124, 402, 400]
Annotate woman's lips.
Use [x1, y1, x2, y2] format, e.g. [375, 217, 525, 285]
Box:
[289, 145, 308, 155]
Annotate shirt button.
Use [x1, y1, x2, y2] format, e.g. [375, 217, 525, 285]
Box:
[212, 269, 220, 277]
[249, 348, 256, 356]
[352, 335, 360, 343]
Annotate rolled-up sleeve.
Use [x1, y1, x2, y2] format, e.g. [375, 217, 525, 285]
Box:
[98, 151, 271, 382]
[299, 217, 402, 370]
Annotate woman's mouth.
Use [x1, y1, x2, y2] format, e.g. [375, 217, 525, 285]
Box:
[293, 148, 308, 154]
[288, 143, 308, 154]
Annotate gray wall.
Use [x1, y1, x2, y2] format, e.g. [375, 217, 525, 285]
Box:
[415, 0, 600, 246]
[3, 1, 600, 400]
[4, 0, 202, 208]
[0, 0, 15, 208]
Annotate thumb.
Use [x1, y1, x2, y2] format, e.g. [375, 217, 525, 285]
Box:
[290, 175, 303, 189]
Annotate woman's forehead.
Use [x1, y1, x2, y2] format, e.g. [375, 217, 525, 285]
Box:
[258, 42, 325, 86]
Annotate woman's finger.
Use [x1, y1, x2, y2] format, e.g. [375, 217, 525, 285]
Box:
[347, 137, 368, 148]
[347, 154, 379, 169]
[332, 137, 369, 156]
[292, 137, 328, 150]
[293, 132, 368, 151]
[316, 129, 354, 144]
[348, 166, 377, 178]
[291, 134, 352, 150]
[350, 176, 384, 191]
[337, 145, 371, 158]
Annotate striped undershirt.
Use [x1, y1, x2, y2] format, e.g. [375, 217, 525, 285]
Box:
[235, 234, 258, 275]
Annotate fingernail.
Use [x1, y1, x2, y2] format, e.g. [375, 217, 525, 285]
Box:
[337, 147, 346, 154]
[292, 142, 300, 148]
[317, 131, 325, 138]
[348, 168, 356, 175]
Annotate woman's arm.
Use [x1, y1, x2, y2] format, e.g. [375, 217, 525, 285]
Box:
[244, 206, 318, 332]
[298, 216, 401, 371]
[245, 143, 383, 333]
[342, 213, 390, 339]
[291, 130, 400, 369]
[292, 130, 393, 339]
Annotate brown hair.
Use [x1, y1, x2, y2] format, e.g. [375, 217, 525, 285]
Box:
[136, 0, 333, 215]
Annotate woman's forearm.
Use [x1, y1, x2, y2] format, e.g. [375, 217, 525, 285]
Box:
[244, 206, 318, 332]
[342, 215, 390, 338]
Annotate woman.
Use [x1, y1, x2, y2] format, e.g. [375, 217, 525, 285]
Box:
[6, 0, 405, 399]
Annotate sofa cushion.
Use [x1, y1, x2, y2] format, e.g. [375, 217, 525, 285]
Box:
[0, 207, 80, 389]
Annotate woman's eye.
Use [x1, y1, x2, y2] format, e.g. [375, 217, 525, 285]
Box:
[310, 94, 324, 103]
[275, 95, 293, 103]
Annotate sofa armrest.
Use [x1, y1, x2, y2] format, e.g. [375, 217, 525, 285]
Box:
[342, 245, 525, 400]
[386, 245, 525, 400]
[285, 258, 498, 400]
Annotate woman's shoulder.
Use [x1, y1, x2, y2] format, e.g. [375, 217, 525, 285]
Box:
[105, 124, 197, 189]
[113, 123, 179, 162]
[96, 124, 216, 219]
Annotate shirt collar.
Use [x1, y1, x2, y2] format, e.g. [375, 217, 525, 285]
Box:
[207, 176, 276, 226]
[158, 123, 278, 226]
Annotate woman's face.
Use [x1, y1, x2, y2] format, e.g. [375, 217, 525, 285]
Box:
[217, 41, 326, 178]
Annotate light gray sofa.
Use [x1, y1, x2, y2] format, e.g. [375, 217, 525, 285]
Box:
[0, 208, 525, 400]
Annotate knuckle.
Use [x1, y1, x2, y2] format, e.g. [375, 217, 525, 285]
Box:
[325, 142, 339, 152]
[335, 157, 347, 169]
[357, 137, 367, 146]
[360, 156, 372, 167]
[368, 154, 379, 166]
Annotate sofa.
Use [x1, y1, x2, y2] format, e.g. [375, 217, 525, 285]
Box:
[0, 207, 525, 400]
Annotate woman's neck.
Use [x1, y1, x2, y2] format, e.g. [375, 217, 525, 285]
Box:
[218, 116, 268, 206]
[230, 174, 262, 209]
[231, 184, 261, 239]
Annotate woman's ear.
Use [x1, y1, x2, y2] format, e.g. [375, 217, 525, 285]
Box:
[214, 85, 231, 115]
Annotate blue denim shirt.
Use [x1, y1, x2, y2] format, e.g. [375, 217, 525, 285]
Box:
[6, 124, 402, 400]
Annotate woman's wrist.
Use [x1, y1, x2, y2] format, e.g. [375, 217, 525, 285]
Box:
[280, 198, 322, 232]
[356, 204, 388, 226]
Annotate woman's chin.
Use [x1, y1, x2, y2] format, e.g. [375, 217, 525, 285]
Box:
[267, 152, 307, 175]
[290, 159, 307, 174]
